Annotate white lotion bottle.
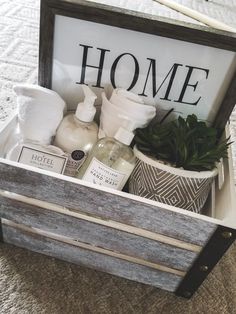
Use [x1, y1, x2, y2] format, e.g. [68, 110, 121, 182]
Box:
[54, 85, 98, 177]
[76, 121, 136, 191]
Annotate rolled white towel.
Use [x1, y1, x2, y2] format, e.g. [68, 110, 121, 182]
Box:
[110, 88, 155, 120]
[14, 84, 66, 145]
[99, 89, 156, 138]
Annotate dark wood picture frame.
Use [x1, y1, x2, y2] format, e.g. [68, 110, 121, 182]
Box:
[39, 0, 236, 130]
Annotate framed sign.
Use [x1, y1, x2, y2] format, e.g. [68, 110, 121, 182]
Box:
[39, 0, 236, 129]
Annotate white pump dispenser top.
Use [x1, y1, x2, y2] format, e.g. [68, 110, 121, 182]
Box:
[75, 85, 97, 122]
[114, 118, 136, 146]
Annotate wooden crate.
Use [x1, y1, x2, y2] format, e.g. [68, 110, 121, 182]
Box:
[0, 114, 235, 298]
[0, 0, 236, 299]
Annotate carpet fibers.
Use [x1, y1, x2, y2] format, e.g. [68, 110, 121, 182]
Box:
[0, 0, 236, 313]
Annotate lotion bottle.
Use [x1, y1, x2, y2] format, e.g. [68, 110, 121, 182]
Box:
[54, 85, 98, 176]
[76, 120, 136, 191]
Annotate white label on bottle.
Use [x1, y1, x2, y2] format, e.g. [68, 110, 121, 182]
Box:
[83, 157, 126, 190]
[64, 150, 87, 177]
[18, 146, 67, 174]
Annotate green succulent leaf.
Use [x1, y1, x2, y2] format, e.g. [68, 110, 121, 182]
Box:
[134, 114, 232, 171]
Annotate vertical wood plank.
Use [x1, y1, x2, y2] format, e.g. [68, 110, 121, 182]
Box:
[38, 0, 55, 87]
[0, 219, 2, 242]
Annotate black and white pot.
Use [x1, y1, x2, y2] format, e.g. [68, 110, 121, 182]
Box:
[129, 146, 218, 214]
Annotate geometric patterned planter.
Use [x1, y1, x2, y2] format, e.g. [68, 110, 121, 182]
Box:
[129, 146, 218, 214]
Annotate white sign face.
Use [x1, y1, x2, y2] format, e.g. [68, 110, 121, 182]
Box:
[52, 15, 236, 124]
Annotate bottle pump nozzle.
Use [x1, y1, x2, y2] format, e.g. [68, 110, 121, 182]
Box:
[75, 85, 97, 122]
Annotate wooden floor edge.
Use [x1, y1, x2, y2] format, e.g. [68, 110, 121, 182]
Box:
[0, 190, 202, 253]
[2, 218, 186, 277]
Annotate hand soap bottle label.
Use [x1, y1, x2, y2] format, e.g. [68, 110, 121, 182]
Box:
[64, 150, 86, 176]
[82, 157, 126, 190]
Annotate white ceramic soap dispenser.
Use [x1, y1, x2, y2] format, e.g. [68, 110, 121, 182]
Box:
[54, 85, 98, 177]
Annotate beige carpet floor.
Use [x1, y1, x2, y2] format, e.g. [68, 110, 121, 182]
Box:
[0, 0, 236, 313]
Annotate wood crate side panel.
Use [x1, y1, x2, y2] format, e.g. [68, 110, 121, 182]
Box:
[0, 115, 17, 154]
[0, 196, 198, 271]
[0, 162, 217, 245]
[1, 223, 182, 292]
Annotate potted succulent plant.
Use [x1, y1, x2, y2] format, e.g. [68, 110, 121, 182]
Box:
[129, 114, 231, 213]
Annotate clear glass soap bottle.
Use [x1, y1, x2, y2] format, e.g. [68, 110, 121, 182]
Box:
[76, 123, 136, 191]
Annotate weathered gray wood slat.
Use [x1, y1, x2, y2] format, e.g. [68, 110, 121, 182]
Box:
[0, 116, 17, 154]
[2, 223, 182, 292]
[0, 162, 217, 246]
[0, 196, 198, 270]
